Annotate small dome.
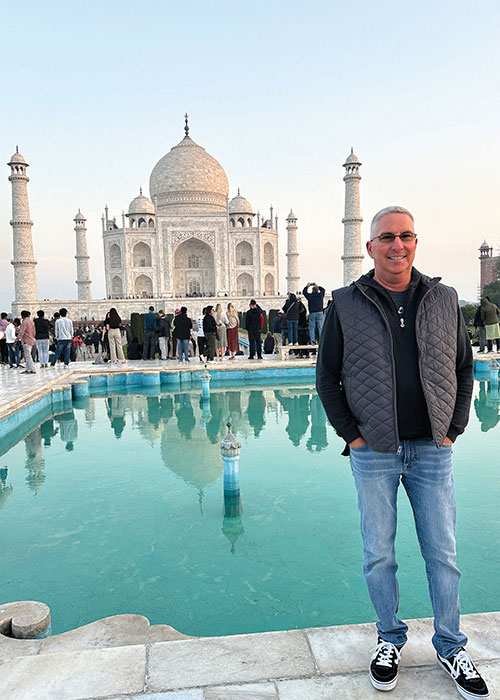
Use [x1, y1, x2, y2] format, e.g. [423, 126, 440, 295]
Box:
[229, 191, 253, 214]
[8, 147, 27, 165]
[345, 147, 360, 164]
[127, 189, 155, 216]
[480, 240, 490, 249]
[149, 135, 229, 211]
[286, 210, 297, 220]
[74, 209, 86, 221]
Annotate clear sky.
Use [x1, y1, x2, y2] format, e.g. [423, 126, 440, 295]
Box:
[2, 0, 500, 310]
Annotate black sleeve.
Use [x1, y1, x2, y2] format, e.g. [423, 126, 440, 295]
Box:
[315, 302, 362, 445]
[447, 307, 474, 441]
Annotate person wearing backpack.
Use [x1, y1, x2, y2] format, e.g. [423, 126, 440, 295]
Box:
[245, 299, 263, 359]
[282, 292, 299, 345]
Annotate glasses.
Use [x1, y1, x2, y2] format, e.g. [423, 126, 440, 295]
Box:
[371, 232, 417, 244]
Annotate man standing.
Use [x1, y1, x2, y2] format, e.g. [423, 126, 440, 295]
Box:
[50, 308, 73, 369]
[34, 309, 50, 367]
[18, 310, 37, 374]
[196, 307, 207, 362]
[157, 310, 170, 361]
[317, 206, 488, 699]
[245, 299, 263, 359]
[143, 306, 158, 360]
[303, 282, 325, 343]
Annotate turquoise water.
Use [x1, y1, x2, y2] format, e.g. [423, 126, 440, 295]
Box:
[0, 379, 499, 637]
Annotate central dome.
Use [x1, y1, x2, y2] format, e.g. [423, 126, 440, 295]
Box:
[149, 135, 229, 211]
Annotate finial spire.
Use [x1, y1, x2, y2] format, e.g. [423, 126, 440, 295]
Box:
[16, 145, 19, 153]
[351, 146, 353, 154]
[184, 112, 189, 137]
[139, 187, 142, 195]
[237, 187, 240, 196]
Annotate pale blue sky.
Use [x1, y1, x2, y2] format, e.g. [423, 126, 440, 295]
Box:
[2, 0, 500, 309]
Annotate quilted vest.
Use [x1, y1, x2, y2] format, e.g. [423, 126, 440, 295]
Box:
[333, 279, 458, 452]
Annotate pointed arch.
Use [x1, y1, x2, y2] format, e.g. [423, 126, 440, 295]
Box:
[237, 273, 254, 296]
[236, 240, 253, 266]
[264, 242, 274, 266]
[133, 241, 152, 267]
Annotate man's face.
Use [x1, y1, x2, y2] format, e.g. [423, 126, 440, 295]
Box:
[366, 213, 417, 279]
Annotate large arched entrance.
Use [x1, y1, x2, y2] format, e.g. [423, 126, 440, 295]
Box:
[174, 238, 215, 296]
[237, 272, 254, 296]
[134, 274, 153, 297]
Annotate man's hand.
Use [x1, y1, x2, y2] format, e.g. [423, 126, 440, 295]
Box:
[443, 437, 453, 446]
[349, 437, 367, 448]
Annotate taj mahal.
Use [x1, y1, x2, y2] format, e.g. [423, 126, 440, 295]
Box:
[7, 116, 364, 320]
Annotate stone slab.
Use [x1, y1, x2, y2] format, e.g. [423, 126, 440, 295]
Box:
[306, 612, 500, 675]
[204, 683, 277, 698]
[277, 659, 500, 699]
[147, 630, 314, 691]
[0, 644, 146, 700]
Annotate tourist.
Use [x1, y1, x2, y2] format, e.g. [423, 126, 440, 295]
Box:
[297, 295, 310, 357]
[72, 332, 84, 361]
[280, 309, 288, 347]
[215, 303, 228, 361]
[18, 310, 37, 374]
[0, 312, 8, 365]
[272, 312, 282, 354]
[91, 327, 101, 354]
[282, 292, 299, 345]
[226, 303, 239, 360]
[303, 282, 325, 343]
[316, 205, 488, 698]
[173, 307, 192, 363]
[50, 308, 73, 368]
[473, 303, 486, 354]
[157, 310, 170, 361]
[126, 337, 142, 360]
[6, 318, 21, 368]
[480, 296, 500, 353]
[245, 299, 263, 360]
[106, 307, 126, 364]
[196, 307, 207, 362]
[203, 306, 217, 361]
[263, 331, 274, 354]
[34, 310, 50, 367]
[143, 305, 158, 360]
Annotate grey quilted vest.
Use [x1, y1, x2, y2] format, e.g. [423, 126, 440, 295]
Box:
[333, 279, 458, 452]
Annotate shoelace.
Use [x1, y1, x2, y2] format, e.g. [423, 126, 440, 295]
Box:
[371, 641, 401, 668]
[451, 650, 480, 680]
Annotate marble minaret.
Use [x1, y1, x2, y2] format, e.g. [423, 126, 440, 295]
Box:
[8, 147, 38, 302]
[342, 148, 363, 286]
[286, 210, 299, 293]
[74, 210, 92, 300]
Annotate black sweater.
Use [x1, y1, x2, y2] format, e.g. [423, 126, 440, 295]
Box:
[316, 268, 473, 446]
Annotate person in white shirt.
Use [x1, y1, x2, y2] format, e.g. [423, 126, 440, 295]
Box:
[196, 307, 207, 363]
[6, 318, 21, 368]
[50, 308, 73, 368]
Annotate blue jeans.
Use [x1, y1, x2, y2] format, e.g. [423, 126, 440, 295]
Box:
[7, 343, 20, 367]
[350, 439, 467, 658]
[281, 328, 288, 346]
[287, 319, 298, 344]
[51, 339, 71, 366]
[36, 339, 49, 365]
[308, 311, 323, 343]
[177, 338, 189, 362]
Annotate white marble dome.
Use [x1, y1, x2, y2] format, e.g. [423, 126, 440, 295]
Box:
[9, 150, 27, 164]
[128, 189, 155, 215]
[149, 135, 229, 210]
[229, 192, 253, 214]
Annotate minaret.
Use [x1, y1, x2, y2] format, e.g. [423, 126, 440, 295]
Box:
[286, 210, 300, 293]
[342, 148, 363, 286]
[8, 147, 38, 302]
[74, 209, 92, 300]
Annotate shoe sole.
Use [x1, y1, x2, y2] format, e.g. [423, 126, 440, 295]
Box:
[437, 657, 489, 700]
[369, 671, 398, 692]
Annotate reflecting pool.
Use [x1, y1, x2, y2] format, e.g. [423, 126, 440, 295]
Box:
[0, 379, 499, 637]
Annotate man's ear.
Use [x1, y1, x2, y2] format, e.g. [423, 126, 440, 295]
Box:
[366, 240, 374, 259]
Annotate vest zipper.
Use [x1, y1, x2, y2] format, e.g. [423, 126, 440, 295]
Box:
[415, 285, 439, 447]
[354, 283, 400, 452]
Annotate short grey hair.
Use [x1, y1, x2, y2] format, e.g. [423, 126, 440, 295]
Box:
[370, 206, 414, 239]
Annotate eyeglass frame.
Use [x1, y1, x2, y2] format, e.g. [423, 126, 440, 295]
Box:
[370, 231, 418, 244]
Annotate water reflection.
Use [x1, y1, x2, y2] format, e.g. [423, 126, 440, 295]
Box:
[56, 410, 78, 451]
[0, 467, 13, 508]
[474, 381, 500, 432]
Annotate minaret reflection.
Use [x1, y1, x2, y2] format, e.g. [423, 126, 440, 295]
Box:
[0, 467, 13, 509]
[56, 410, 78, 451]
[175, 393, 196, 439]
[475, 380, 500, 432]
[247, 391, 266, 437]
[274, 389, 310, 446]
[307, 394, 328, 452]
[40, 418, 58, 446]
[220, 421, 244, 554]
[24, 427, 46, 492]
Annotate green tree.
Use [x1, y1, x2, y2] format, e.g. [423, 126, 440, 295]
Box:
[460, 303, 478, 327]
[483, 281, 500, 308]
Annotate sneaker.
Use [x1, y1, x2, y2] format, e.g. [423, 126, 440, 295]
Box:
[369, 637, 402, 692]
[437, 649, 489, 699]
[64, 365, 69, 369]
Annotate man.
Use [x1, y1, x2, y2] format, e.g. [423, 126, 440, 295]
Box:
[157, 310, 170, 361]
[0, 312, 9, 364]
[34, 309, 50, 367]
[6, 318, 21, 368]
[245, 299, 263, 359]
[303, 282, 325, 343]
[143, 306, 158, 360]
[50, 308, 73, 368]
[202, 306, 217, 362]
[18, 310, 37, 374]
[196, 307, 207, 362]
[317, 206, 489, 699]
[272, 312, 283, 353]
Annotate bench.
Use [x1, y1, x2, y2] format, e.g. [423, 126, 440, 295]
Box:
[279, 344, 318, 360]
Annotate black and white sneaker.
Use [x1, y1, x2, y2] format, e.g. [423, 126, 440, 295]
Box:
[369, 637, 402, 691]
[437, 648, 489, 699]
